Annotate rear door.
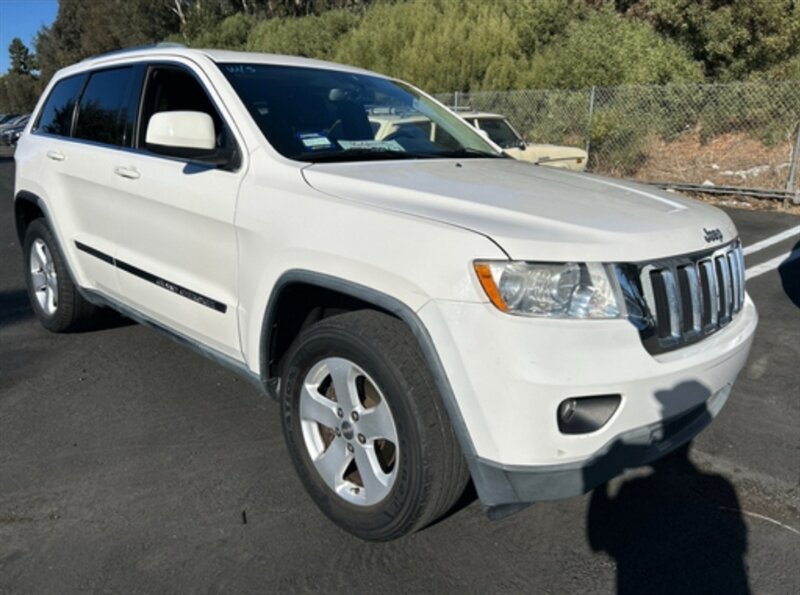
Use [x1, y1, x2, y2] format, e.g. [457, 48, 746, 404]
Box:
[109, 62, 244, 358]
[26, 67, 139, 295]
[67, 65, 141, 295]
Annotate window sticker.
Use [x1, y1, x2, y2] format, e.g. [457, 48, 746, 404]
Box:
[338, 140, 404, 152]
[297, 132, 333, 150]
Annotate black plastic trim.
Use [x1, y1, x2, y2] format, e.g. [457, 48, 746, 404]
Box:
[259, 270, 484, 487]
[616, 239, 742, 355]
[74, 240, 227, 313]
[74, 240, 113, 264]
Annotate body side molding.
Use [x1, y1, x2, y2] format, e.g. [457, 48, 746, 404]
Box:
[75, 240, 228, 313]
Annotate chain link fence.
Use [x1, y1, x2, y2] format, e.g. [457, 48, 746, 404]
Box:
[435, 81, 800, 202]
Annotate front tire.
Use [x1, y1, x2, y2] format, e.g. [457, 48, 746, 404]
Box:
[23, 219, 96, 332]
[280, 310, 469, 541]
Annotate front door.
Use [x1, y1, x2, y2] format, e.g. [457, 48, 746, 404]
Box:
[110, 62, 245, 359]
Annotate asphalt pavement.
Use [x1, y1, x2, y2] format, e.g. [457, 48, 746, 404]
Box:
[1, 155, 798, 595]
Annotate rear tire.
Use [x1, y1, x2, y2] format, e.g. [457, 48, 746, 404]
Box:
[280, 310, 469, 541]
[23, 219, 97, 332]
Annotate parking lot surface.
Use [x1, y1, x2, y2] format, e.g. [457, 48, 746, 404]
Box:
[1, 155, 798, 594]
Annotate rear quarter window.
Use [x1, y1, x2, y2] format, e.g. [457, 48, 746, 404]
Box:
[34, 74, 86, 137]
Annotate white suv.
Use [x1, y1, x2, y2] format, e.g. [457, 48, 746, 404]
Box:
[13, 46, 757, 541]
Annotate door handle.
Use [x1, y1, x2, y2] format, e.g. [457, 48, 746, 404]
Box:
[114, 165, 141, 180]
[46, 150, 65, 162]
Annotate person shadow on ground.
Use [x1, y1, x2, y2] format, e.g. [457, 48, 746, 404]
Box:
[587, 440, 751, 595]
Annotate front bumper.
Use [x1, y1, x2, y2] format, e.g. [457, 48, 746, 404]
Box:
[472, 383, 729, 515]
[417, 294, 757, 508]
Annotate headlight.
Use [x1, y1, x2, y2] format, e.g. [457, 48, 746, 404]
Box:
[473, 260, 621, 318]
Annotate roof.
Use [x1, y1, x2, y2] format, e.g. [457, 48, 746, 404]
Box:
[66, 44, 381, 78]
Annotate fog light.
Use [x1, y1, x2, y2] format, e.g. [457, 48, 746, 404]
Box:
[558, 399, 577, 423]
[557, 394, 621, 434]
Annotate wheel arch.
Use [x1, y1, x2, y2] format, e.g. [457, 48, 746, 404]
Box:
[13, 190, 48, 244]
[259, 269, 481, 469]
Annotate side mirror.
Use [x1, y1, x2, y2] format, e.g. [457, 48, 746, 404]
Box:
[145, 110, 237, 168]
[518, 141, 527, 150]
[146, 110, 216, 155]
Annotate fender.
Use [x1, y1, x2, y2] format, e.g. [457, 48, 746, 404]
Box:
[14, 190, 52, 243]
[259, 269, 486, 489]
[13, 190, 94, 301]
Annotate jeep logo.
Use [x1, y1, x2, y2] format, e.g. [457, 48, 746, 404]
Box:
[703, 227, 724, 243]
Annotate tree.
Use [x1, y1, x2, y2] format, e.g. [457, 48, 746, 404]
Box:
[8, 38, 36, 75]
[34, 0, 182, 84]
[627, 0, 800, 80]
[0, 39, 40, 113]
[0, 73, 40, 113]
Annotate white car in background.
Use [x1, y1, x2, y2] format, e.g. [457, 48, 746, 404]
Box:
[369, 109, 587, 170]
[461, 111, 588, 170]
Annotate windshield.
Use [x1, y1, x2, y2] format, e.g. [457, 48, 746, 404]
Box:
[476, 118, 522, 149]
[219, 63, 501, 162]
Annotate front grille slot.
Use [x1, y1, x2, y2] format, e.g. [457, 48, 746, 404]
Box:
[677, 264, 701, 335]
[623, 241, 745, 354]
[649, 270, 673, 339]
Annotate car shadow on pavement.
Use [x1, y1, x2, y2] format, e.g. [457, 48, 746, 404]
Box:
[0, 288, 33, 326]
[779, 239, 800, 308]
[0, 287, 134, 332]
[587, 441, 751, 595]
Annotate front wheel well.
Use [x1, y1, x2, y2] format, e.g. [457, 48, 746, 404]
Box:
[14, 194, 45, 244]
[264, 281, 395, 378]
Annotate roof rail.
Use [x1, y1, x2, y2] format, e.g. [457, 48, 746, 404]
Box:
[82, 42, 186, 62]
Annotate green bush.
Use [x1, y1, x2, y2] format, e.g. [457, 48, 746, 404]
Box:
[525, 8, 703, 89]
[245, 10, 360, 60]
[334, 0, 529, 92]
[587, 108, 650, 176]
[631, 0, 800, 81]
[185, 13, 255, 50]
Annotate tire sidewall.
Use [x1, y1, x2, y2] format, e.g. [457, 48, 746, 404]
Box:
[281, 322, 427, 539]
[23, 220, 66, 330]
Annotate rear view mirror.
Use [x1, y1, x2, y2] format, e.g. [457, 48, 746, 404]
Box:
[146, 110, 216, 153]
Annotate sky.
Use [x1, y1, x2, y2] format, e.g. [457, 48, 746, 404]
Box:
[0, 0, 58, 73]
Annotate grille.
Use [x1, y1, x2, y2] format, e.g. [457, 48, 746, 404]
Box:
[616, 241, 745, 354]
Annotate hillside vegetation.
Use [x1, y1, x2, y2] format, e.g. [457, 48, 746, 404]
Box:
[2, 0, 800, 112]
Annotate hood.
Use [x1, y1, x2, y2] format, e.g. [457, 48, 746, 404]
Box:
[302, 158, 736, 262]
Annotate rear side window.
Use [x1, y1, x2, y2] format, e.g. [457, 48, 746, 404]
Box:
[35, 74, 85, 137]
[74, 67, 136, 146]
